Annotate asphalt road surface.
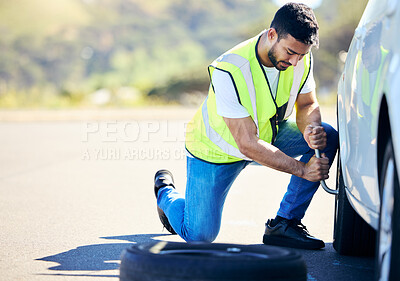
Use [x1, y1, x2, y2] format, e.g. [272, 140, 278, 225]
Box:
[0, 106, 374, 280]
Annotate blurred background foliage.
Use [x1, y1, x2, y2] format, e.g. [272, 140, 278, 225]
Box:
[0, 0, 368, 108]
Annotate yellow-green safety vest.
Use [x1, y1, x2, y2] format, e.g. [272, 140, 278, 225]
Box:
[185, 32, 312, 164]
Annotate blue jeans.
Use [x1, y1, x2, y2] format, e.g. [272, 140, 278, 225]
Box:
[157, 121, 339, 242]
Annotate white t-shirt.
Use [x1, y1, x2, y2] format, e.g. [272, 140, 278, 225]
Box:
[212, 57, 316, 118]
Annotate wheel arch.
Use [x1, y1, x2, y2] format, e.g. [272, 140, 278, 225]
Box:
[377, 94, 392, 193]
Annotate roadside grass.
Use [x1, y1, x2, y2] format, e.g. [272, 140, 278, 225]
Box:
[0, 89, 178, 109]
[0, 89, 337, 109]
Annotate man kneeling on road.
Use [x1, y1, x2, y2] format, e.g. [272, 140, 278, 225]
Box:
[153, 3, 338, 250]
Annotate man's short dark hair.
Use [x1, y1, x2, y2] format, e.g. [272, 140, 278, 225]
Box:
[270, 2, 319, 47]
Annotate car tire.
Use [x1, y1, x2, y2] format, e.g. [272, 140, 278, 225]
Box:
[376, 137, 399, 281]
[333, 155, 376, 256]
[119, 241, 307, 281]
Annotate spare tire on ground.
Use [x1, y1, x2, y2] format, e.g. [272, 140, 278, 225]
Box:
[119, 241, 307, 281]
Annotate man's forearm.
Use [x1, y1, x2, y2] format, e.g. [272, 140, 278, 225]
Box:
[240, 136, 305, 178]
[296, 103, 321, 134]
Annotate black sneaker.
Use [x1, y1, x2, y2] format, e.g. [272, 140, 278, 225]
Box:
[154, 169, 176, 234]
[262, 218, 325, 250]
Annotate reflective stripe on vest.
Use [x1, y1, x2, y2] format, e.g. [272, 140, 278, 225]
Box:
[212, 53, 260, 136]
[284, 57, 306, 119]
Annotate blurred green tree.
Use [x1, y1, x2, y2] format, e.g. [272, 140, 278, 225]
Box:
[0, 0, 369, 107]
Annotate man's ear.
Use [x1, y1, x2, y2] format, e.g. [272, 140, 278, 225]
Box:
[267, 28, 278, 42]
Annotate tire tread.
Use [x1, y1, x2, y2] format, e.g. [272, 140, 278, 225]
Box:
[333, 160, 376, 256]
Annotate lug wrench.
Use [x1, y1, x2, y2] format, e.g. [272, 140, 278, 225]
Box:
[314, 149, 338, 195]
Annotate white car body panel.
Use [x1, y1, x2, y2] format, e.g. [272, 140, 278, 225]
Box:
[337, 0, 400, 230]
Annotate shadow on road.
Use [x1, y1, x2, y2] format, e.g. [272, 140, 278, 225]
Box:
[35, 233, 173, 277]
[36, 235, 375, 280]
